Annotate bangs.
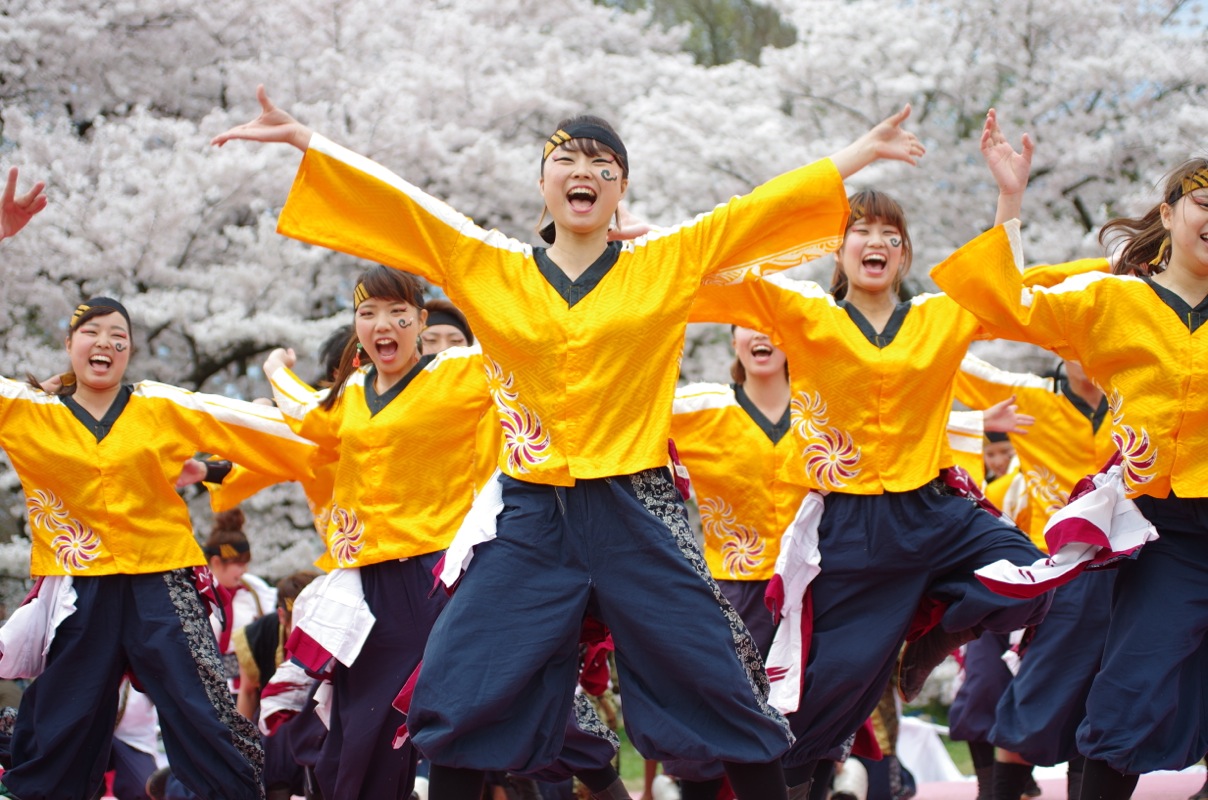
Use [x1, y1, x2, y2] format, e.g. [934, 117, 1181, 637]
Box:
[551, 137, 628, 177]
[355, 265, 425, 309]
[847, 190, 908, 232]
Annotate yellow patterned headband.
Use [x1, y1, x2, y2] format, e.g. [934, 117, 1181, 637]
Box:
[353, 282, 369, 307]
[1169, 167, 1208, 204]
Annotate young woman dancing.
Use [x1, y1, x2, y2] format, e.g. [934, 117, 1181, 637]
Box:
[213, 85, 923, 800]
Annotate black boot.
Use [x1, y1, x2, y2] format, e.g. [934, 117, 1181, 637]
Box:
[788, 779, 814, 800]
[1078, 759, 1138, 800]
[1067, 756, 1086, 800]
[898, 626, 981, 703]
[975, 765, 995, 800]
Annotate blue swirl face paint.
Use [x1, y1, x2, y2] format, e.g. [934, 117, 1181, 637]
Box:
[601, 168, 619, 182]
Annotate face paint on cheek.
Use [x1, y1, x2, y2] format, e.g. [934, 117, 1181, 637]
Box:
[600, 169, 619, 182]
[398, 318, 413, 330]
[889, 237, 901, 248]
[113, 342, 127, 352]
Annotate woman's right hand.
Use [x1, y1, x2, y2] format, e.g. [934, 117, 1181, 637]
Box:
[211, 85, 314, 152]
[263, 347, 297, 378]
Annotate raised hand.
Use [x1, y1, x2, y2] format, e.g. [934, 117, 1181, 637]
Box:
[1, 167, 48, 242]
[830, 104, 926, 179]
[263, 347, 298, 377]
[863, 104, 927, 166]
[211, 85, 313, 152]
[981, 108, 1033, 197]
[982, 394, 1034, 435]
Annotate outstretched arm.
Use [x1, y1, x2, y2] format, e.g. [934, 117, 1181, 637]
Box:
[828, 104, 926, 179]
[211, 85, 314, 152]
[982, 108, 1033, 226]
[1, 167, 47, 242]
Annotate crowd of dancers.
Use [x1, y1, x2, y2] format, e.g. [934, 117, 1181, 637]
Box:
[0, 87, 1206, 800]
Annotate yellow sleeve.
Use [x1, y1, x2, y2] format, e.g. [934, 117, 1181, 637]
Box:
[954, 353, 1050, 411]
[687, 159, 850, 283]
[206, 464, 286, 513]
[146, 383, 315, 485]
[946, 409, 986, 487]
[931, 222, 1094, 353]
[267, 366, 342, 454]
[689, 276, 787, 337]
[277, 135, 464, 288]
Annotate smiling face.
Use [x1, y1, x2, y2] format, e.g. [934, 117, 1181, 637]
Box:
[1161, 187, 1208, 281]
[539, 140, 628, 241]
[836, 217, 906, 298]
[66, 310, 131, 395]
[732, 326, 787, 383]
[355, 297, 426, 383]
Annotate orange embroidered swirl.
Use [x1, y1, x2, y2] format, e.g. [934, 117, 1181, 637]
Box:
[327, 505, 365, 567]
[485, 357, 550, 474]
[1107, 389, 1156, 486]
[27, 490, 102, 572]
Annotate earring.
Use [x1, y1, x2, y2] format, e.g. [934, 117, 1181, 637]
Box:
[1150, 235, 1171, 268]
[353, 342, 364, 368]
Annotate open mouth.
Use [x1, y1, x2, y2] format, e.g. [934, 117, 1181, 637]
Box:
[567, 186, 597, 212]
[374, 338, 398, 360]
[862, 253, 888, 273]
[88, 354, 113, 372]
[751, 344, 774, 360]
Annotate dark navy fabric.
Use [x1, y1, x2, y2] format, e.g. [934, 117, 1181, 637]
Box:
[783, 485, 1051, 768]
[316, 552, 447, 800]
[1077, 494, 1208, 773]
[409, 469, 790, 772]
[992, 568, 1114, 765]
[4, 572, 263, 800]
[948, 631, 1013, 743]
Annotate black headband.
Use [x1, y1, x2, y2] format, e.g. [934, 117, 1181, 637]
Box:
[203, 540, 251, 561]
[71, 297, 132, 331]
[541, 122, 628, 175]
[424, 309, 472, 342]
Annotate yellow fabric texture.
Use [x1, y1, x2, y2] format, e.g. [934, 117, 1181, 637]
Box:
[0, 379, 314, 577]
[671, 383, 803, 581]
[691, 278, 988, 494]
[955, 355, 1117, 546]
[269, 346, 496, 571]
[277, 135, 850, 485]
[933, 223, 1208, 499]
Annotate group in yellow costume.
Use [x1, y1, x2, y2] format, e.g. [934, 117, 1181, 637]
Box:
[209, 83, 927, 800]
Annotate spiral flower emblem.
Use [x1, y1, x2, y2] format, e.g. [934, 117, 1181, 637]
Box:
[790, 390, 829, 440]
[1112, 425, 1157, 486]
[721, 527, 766, 577]
[484, 357, 518, 403]
[50, 520, 102, 572]
[1107, 389, 1156, 486]
[27, 489, 102, 572]
[328, 505, 365, 567]
[802, 426, 862, 490]
[498, 404, 551, 474]
[1025, 467, 1068, 518]
[699, 496, 738, 543]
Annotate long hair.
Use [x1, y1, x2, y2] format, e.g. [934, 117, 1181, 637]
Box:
[1101, 158, 1208, 276]
[320, 266, 426, 412]
[830, 190, 913, 301]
